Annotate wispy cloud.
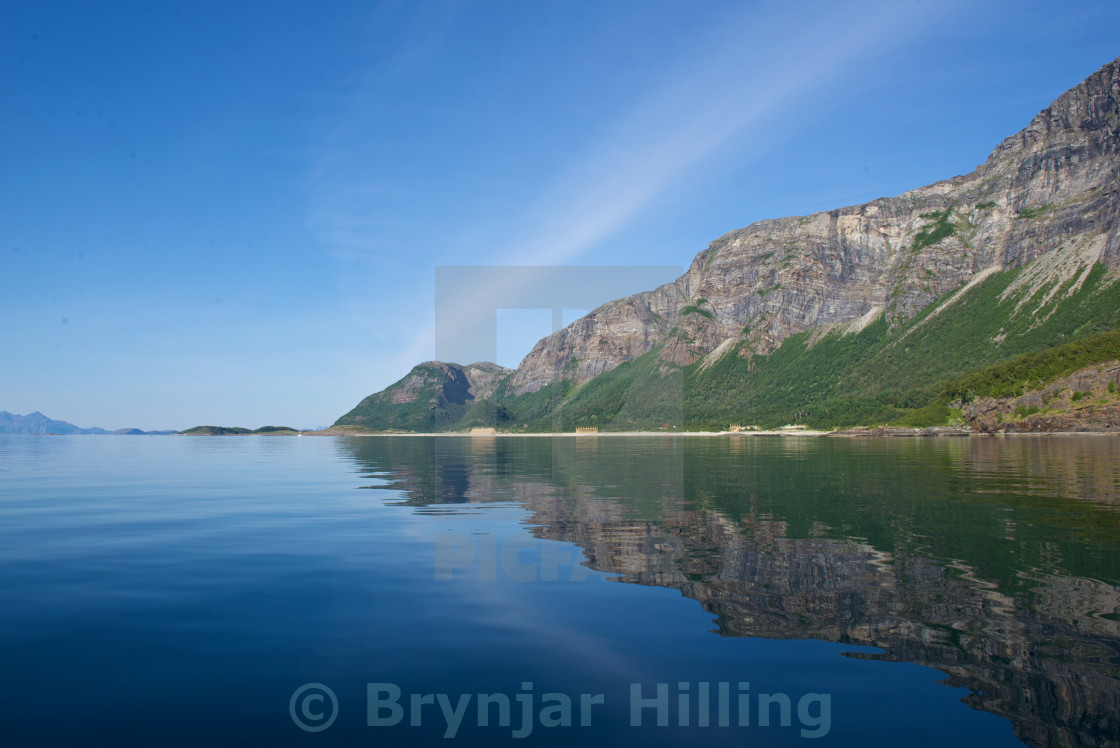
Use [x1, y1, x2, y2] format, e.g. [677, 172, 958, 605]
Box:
[506, 0, 956, 266]
[308, 0, 959, 382]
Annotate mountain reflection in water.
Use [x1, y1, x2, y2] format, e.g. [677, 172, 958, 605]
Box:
[338, 435, 1120, 748]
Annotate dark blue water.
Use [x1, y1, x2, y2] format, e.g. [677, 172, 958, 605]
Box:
[1, 434, 1118, 746]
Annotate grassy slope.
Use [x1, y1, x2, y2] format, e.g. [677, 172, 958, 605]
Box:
[333, 364, 475, 431]
[337, 396, 472, 432]
[539, 262, 1120, 430]
[519, 345, 685, 431]
[682, 263, 1120, 428]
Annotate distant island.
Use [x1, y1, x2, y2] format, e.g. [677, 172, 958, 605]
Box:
[178, 426, 301, 435]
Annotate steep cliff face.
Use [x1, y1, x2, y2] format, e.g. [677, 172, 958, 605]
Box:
[509, 56, 1120, 395]
[460, 361, 512, 400]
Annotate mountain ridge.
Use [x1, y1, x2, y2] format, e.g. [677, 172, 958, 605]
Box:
[507, 53, 1120, 395]
[336, 55, 1120, 432]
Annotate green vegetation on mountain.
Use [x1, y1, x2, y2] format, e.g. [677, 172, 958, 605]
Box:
[339, 395, 473, 432]
[1017, 204, 1054, 220]
[681, 298, 714, 318]
[511, 345, 684, 431]
[910, 208, 957, 253]
[676, 263, 1120, 429]
[938, 330, 1120, 403]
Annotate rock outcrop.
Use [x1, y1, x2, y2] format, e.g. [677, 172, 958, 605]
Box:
[508, 56, 1120, 394]
[358, 361, 512, 409]
[460, 362, 511, 400]
[962, 359, 1120, 432]
[333, 361, 514, 430]
[387, 362, 473, 406]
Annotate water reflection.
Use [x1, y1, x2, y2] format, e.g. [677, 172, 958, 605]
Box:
[338, 435, 1120, 748]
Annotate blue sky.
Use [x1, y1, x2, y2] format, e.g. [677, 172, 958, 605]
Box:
[3, 0, 1119, 430]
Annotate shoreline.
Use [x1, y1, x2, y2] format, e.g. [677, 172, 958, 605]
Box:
[300, 427, 1119, 438]
[16, 429, 1114, 438]
[304, 430, 830, 437]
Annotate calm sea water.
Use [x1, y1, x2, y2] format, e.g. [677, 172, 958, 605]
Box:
[1, 434, 1118, 747]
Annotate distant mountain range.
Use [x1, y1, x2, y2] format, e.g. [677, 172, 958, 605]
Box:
[0, 412, 177, 435]
[335, 55, 1120, 433]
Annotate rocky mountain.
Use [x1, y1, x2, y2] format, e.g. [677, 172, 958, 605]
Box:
[509, 54, 1120, 394]
[339, 55, 1120, 432]
[0, 411, 99, 434]
[335, 361, 514, 431]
